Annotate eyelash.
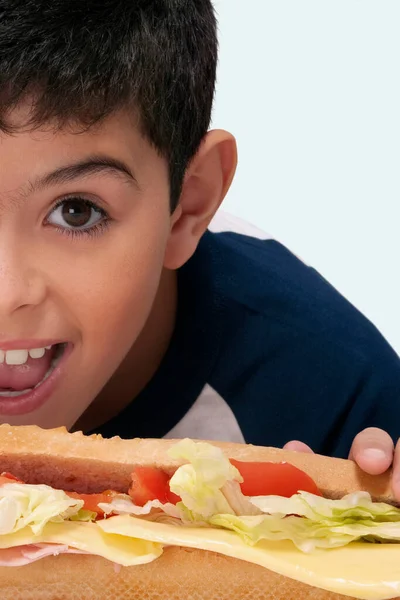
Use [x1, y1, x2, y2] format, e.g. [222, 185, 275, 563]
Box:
[47, 196, 111, 240]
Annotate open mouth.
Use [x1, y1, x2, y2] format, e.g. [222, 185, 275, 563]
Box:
[0, 343, 67, 398]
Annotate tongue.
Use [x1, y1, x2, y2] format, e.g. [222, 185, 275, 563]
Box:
[0, 350, 55, 392]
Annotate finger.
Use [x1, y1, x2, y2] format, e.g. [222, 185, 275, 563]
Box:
[283, 440, 314, 454]
[349, 427, 394, 475]
[391, 439, 400, 500]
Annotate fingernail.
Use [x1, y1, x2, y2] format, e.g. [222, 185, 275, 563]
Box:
[362, 448, 387, 461]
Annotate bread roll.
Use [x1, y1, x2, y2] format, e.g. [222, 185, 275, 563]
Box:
[0, 424, 396, 600]
[0, 548, 353, 600]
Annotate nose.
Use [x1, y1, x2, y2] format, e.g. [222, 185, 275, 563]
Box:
[0, 242, 46, 315]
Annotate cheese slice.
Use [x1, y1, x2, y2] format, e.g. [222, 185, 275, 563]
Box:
[0, 520, 162, 567]
[1, 516, 400, 600]
[98, 515, 400, 600]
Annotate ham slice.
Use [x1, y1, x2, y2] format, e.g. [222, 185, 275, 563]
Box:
[0, 544, 88, 566]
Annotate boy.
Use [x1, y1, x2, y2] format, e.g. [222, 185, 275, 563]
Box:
[0, 0, 399, 494]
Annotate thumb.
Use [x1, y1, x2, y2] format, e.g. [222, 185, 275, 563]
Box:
[283, 440, 314, 454]
[349, 427, 394, 475]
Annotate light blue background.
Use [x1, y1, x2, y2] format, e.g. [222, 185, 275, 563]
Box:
[212, 0, 400, 354]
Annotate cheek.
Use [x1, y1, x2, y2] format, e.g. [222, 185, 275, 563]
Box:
[49, 213, 170, 358]
[80, 248, 163, 347]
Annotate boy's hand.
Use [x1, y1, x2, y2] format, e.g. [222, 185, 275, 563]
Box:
[284, 427, 400, 499]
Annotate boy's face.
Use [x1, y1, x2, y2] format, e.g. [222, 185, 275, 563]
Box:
[0, 109, 175, 429]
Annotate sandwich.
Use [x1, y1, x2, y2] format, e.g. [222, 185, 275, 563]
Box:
[0, 424, 398, 600]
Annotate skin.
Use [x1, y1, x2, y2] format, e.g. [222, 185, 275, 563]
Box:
[0, 105, 398, 497]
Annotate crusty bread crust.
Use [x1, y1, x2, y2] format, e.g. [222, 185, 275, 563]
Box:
[0, 548, 365, 600]
[0, 424, 396, 600]
[0, 424, 393, 501]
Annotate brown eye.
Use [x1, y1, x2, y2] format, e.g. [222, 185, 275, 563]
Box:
[61, 199, 93, 228]
[47, 197, 106, 230]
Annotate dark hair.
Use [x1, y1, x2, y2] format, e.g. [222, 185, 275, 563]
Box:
[0, 0, 218, 209]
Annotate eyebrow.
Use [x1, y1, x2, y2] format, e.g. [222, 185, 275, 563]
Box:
[31, 154, 140, 192]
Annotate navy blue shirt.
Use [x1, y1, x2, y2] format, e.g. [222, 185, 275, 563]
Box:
[94, 231, 400, 458]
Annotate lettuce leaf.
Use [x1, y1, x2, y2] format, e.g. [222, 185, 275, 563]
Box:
[209, 492, 400, 552]
[168, 439, 242, 520]
[250, 492, 400, 524]
[209, 513, 357, 551]
[98, 494, 181, 520]
[210, 513, 400, 553]
[250, 491, 400, 522]
[0, 483, 84, 535]
[69, 509, 98, 522]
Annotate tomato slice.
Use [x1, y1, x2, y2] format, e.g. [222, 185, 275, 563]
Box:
[66, 490, 118, 515]
[129, 467, 180, 506]
[166, 487, 181, 505]
[230, 460, 321, 497]
[0, 472, 22, 485]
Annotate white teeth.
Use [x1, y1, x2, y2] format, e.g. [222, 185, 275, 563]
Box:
[0, 346, 51, 366]
[5, 350, 29, 366]
[29, 348, 46, 359]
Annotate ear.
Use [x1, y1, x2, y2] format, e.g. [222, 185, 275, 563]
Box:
[164, 129, 237, 270]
